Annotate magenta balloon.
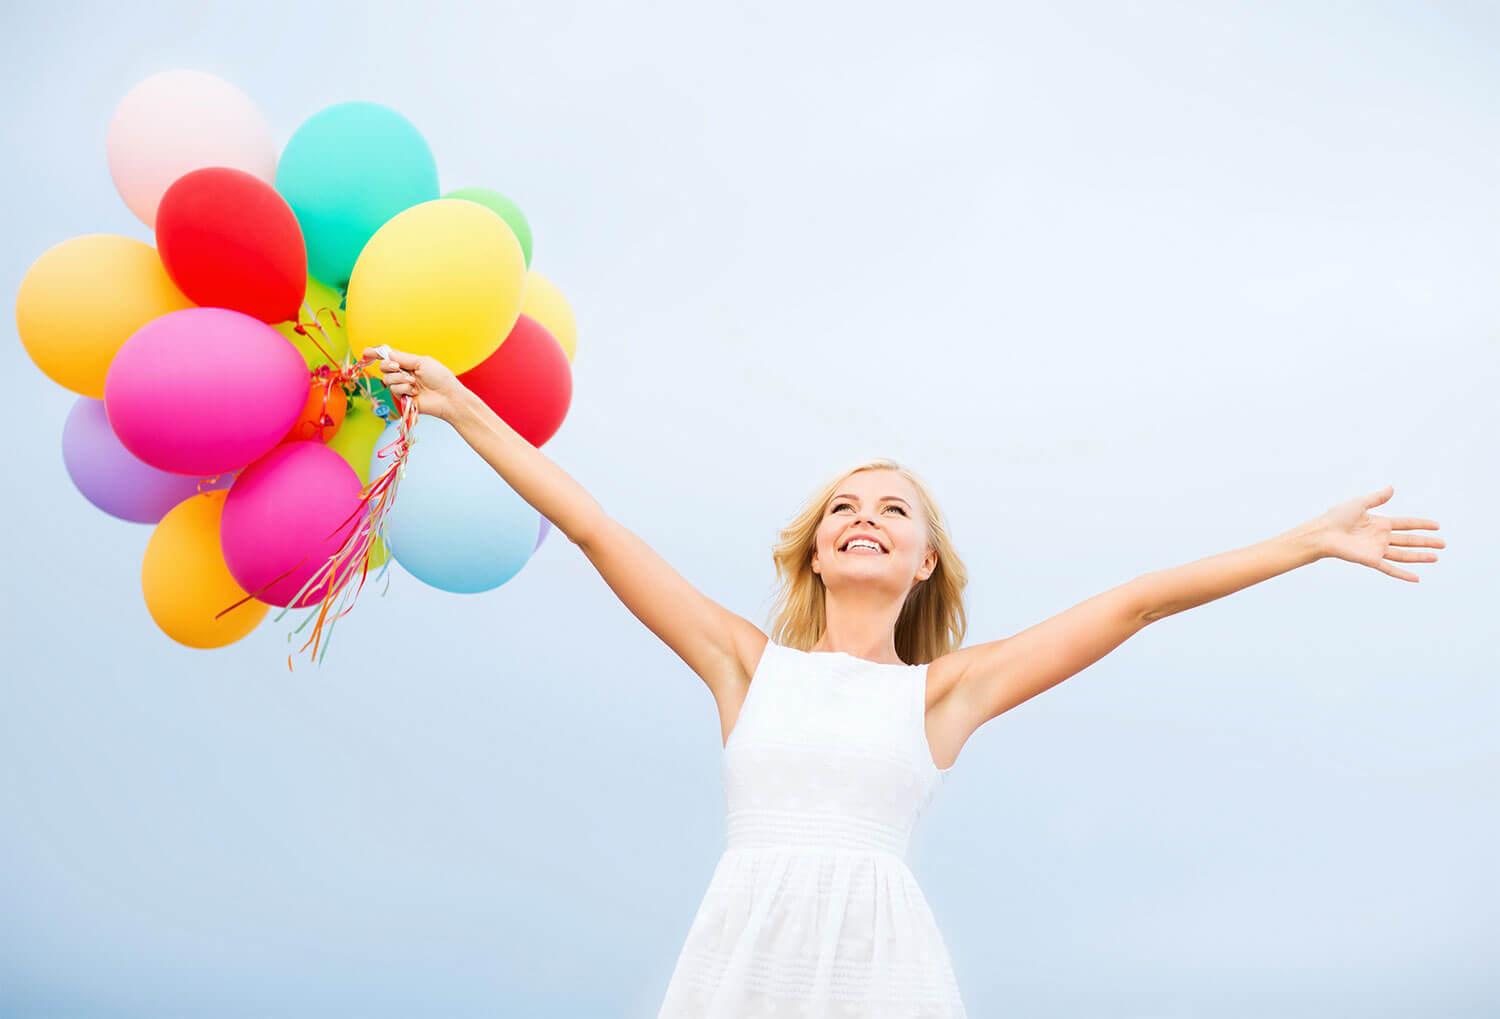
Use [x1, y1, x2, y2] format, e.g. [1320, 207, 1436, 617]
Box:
[220, 441, 368, 608]
[62, 397, 232, 523]
[104, 307, 308, 475]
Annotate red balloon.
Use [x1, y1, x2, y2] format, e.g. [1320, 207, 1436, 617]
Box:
[156, 167, 307, 324]
[457, 313, 573, 446]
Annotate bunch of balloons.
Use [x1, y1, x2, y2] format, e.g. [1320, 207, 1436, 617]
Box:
[15, 70, 580, 662]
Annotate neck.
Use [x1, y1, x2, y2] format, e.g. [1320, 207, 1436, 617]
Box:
[810, 606, 906, 665]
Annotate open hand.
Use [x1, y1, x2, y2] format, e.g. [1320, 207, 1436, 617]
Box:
[1317, 485, 1443, 582]
[363, 347, 464, 422]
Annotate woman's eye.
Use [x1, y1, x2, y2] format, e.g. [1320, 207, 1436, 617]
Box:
[830, 502, 905, 515]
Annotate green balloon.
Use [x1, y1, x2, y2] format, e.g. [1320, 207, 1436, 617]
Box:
[443, 187, 533, 268]
[277, 102, 440, 289]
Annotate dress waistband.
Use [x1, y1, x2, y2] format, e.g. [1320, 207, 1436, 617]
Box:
[726, 807, 911, 857]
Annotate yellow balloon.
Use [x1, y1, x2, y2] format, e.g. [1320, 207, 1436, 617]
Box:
[274, 276, 350, 370]
[520, 270, 578, 362]
[16, 234, 194, 397]
[142, 490, 269, 649]
[345, 198, 526, 375]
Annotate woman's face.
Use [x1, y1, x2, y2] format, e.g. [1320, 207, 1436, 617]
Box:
[810, 469, 935, 592]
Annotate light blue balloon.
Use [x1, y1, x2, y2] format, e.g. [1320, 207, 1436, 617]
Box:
[372, 417, 541, 594]
[275, 102, 439, 289]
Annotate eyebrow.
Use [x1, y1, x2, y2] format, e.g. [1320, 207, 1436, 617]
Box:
[830, 493, 911, 507]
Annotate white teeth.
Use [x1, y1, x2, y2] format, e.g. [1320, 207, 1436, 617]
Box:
[844, 539, 883, 553]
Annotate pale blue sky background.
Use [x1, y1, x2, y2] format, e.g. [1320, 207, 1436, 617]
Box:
[3, 1, 1496, 1016]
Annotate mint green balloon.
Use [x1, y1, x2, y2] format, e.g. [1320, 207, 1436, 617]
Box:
[276, 102, 439, 288]
[443, 187, 533, 268]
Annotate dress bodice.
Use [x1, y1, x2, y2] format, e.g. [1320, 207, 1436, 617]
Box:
[722, 641, 952, 859]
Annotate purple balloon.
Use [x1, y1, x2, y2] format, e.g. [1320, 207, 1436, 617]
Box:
[104, 306, 308, 475]
[535, 516, 551, 551]
[62, 397, 231, 524]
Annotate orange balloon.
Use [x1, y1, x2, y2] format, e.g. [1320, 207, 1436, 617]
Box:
[280, 378, 347, 444]
[142, 490, 268, 648]
[16, 234, 194, 397]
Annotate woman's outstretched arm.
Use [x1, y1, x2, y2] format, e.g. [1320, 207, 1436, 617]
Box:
[928, 486, 1444, 751]
[1132, 485, 1442, 623]
[368, 347, 767, 700]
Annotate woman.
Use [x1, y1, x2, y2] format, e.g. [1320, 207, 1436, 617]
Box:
[368, 346, 1443, 1018]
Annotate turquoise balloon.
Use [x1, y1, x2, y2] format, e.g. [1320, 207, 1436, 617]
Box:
[373, 417, 541, 593]
[275, 102, 439, 288]
[443, 187, 533, 268]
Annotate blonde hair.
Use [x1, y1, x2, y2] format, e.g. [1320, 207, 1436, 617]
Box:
[766, 457, 968, 665]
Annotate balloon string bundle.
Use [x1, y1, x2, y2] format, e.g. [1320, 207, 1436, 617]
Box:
[274, 389, 416, 671]
[212, 320, 420, 669]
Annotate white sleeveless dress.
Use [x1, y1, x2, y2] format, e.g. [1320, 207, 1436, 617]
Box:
[657, 641, 967, 1018]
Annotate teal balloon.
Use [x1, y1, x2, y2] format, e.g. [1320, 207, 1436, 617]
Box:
[276, 102, 439, 288]
[443, 187, 533, 268]
[373, 417, 541, 593]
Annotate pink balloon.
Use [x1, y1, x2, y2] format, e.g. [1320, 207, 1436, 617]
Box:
[107, 70, 277, 229]
[221, 442, 368, 608]
[104, 307, 309, 475]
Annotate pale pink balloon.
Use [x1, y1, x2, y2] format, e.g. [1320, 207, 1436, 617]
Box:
[221, 442, 368, 608]
[107, 70, 277, 229]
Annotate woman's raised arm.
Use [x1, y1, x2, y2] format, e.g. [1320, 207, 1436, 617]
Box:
[926, 486, 1443, 763]
[369, 347, 765, 702]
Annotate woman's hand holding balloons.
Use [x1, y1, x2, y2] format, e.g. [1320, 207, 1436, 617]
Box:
[366, 346, 465, 421]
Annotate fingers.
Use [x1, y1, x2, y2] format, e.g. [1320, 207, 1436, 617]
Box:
[1388, 532, 1445, 548]
[1377, 561, 1419, 582]
[360, 345, 416, 390]
[361, 346, 422, 371]
[1384, 547, 1439, 563]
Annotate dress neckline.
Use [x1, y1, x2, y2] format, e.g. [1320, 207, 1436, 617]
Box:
[799, 647, 921, 669]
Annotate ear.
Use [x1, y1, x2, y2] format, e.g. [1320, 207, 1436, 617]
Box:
[917, 548, 937, 582]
